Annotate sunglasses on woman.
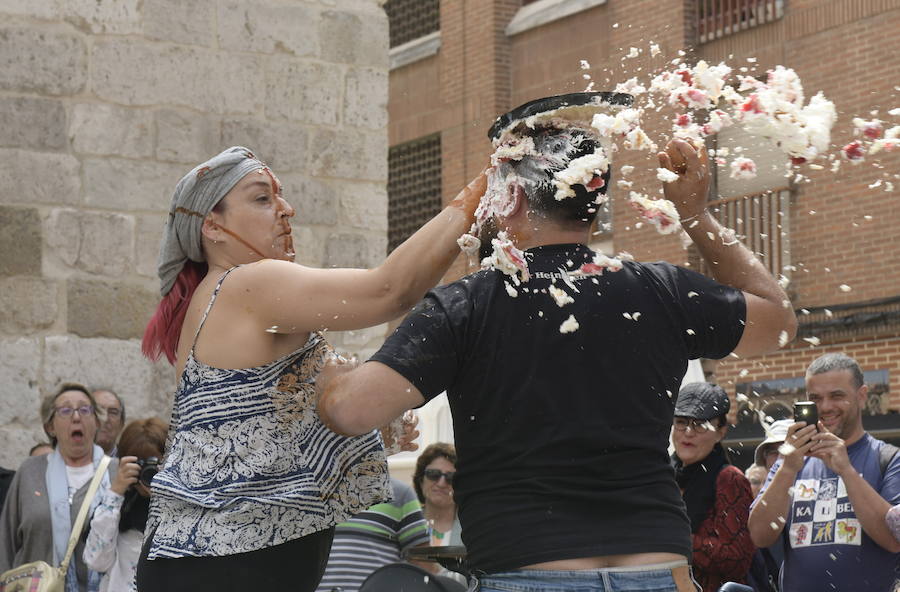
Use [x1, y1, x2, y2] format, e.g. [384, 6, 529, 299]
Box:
[423, 468, 455, 484]
[672, 417, 716, 434]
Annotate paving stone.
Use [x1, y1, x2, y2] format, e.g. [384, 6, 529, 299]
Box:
[70, 103, 153, 158]
[0, 277, 58, 334]
[264, 57, 342, 125]
[155, 109, 221, 164]
[44, 208, 135, 277]
[91, 39, 264, 114]
[217, 0, 318, 56]
[338, 180, 388, 231]
[308, 128, 387, 182]
[0, 96, 67, 151]
[135, 214, 167, 280]
[0, 338, 43, 427]
[142, 0, 216, 46]
[278, 173, 339, 226]
[43, 335, 176, 427]
[83, 158, 181, 212]
[0, 149, 81, 206]
[0, 26, 87, 95]
[343, 66, 388, 130]
[66, 279, 159, 339]
[220, 117, 309, 171]
[319, 9, 388, 68]
[324, 232, 385, 269]
[0, 206, 43, 276]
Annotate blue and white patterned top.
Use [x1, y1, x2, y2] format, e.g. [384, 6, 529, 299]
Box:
[145, 267, 391, 559]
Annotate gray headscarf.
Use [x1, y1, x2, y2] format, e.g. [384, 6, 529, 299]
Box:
[157, 146, 266, 296]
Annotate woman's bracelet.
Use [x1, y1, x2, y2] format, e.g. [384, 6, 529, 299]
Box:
[680, 210, 709, 227]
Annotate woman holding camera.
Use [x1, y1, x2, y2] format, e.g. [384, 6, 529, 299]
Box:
[84, 419, 167, 592]
[671, 383, 755, 592]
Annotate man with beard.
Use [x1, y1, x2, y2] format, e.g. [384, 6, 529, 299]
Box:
[749, 353, 900, 592]
[318, 95, 797, 592]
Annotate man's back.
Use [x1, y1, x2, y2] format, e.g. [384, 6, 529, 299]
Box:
[769, 433, 900, 592]
[372, 243, 746, 572]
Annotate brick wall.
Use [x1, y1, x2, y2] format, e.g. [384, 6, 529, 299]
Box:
[0, 0, 391, 467]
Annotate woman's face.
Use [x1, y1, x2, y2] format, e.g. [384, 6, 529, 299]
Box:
[421, 456, 456, 509]
[210, 168, 296, 262]
[48, 390, 98, 463]
[672, 416, 726, 466]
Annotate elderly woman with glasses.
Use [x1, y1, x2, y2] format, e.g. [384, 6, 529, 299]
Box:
[670, 383, 755, 592]
[0, 383, 114, 592]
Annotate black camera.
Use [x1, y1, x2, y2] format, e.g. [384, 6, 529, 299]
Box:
[137, 457, 160, 487]
[793, 401, 819, 429]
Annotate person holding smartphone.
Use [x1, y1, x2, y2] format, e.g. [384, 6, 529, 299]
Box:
[84, 419, 168, 592]
[748, 353, 900, 592]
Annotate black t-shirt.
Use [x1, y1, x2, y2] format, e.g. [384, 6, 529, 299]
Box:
[371, 243, 746, 573]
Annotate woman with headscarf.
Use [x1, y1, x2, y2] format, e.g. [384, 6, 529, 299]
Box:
[0, 383, 113, 592]
[671, 383, 755, 592]
[135, 147, 485, 592]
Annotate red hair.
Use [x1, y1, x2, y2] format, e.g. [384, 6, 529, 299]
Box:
[142, 260, 207, 365]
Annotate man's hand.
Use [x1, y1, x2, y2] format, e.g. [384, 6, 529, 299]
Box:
[111, 456, 139, 495]
[809, 427, 852, 475]
[779, 422, 818, 473]
[657, 139, 711, 221]
[381, 412, 420, 455]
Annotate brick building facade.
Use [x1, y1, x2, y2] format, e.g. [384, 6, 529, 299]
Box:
[386, 0, 900, 463]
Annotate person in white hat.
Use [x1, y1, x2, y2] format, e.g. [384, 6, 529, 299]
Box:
[754, 419, 793, 472]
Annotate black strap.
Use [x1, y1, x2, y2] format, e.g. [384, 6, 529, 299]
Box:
[880, 443, 899, 476]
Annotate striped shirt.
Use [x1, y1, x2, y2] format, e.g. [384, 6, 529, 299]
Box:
[146, 267, 391, 559]
[317, 478, 429, 592]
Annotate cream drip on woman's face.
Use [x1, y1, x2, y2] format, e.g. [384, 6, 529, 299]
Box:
[206, 169, 296, 264]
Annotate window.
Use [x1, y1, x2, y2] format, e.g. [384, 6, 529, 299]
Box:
[700, 188, 792, 280]
[388, 134, 442, 253]
[384, 0, 440, 48]
[691, 120, 793, 281]
[697, 0, 784, 43]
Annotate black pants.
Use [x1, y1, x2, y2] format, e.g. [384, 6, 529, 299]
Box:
[136, 527, 334, 592]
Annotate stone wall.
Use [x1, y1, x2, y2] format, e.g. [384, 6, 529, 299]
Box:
[0, 0, 390, 469]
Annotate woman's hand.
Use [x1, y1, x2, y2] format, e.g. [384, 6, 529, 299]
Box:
[449, 168, 490, 220]
[657, 139, 710, 222]
[111, 456, 140, 495]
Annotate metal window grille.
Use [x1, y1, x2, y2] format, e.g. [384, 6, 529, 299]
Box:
[693, 188, 792, 279]
[697, 0, 784, 43]
[385, 0, 440, 48]
[388, 134, 442, 253]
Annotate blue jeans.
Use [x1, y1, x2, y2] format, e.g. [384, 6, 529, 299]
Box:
[473, 562, 697, 592]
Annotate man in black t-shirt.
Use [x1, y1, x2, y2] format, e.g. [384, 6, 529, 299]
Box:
[318, 101, 796, 591]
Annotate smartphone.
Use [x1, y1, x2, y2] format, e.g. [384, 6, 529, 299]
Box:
[793, 401, 819, 429]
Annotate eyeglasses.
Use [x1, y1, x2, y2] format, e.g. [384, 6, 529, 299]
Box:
[423, 469, 455, 484]
[54, 406, 94, 420]
[673, 417, 715, 433]
[100, 407, 122, 419]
